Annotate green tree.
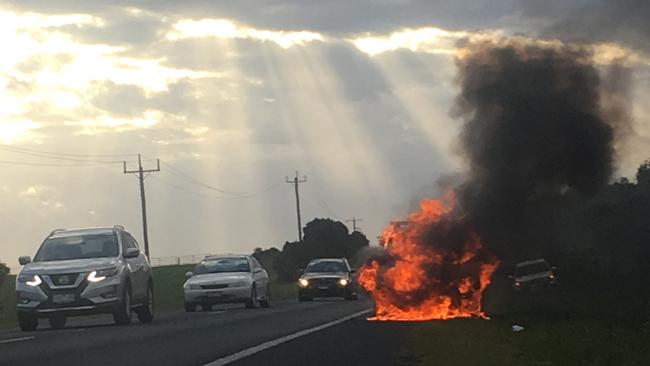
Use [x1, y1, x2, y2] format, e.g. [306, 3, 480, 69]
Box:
[274, 218, 370, 282]
[0, 261, 9, 287]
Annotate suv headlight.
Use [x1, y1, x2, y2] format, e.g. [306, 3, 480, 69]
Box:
[87, 267, 118, 283]
[18, 274, 42, 287]
[298, 278, 309, 288]
[338, 278, 349, 287]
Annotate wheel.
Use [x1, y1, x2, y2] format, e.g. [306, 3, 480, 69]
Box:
[260, 285, 271, 308]
[345, 293, 359, 301]
[298, 291, 312, 302]
[245, 285, 259, 309]
[113, 284, 132, 325]
[136, 285, 154, 324]
[18, 313, 38, 332]
[49, 314, 66, 329]
[201, 303, 213, 312]
[184, 303, 196, 312]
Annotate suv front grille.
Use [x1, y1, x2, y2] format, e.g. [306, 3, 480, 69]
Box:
[50, 273, 82, 287]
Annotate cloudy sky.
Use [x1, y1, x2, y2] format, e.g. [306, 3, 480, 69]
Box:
[1, 0, 649, 272]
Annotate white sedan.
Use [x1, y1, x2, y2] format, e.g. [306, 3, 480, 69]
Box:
[183, 255, 270, 312]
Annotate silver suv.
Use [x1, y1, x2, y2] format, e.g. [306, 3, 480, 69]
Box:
[16, 226, 154, 331]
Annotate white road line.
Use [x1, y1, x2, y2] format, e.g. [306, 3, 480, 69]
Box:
[0, 336, 36, 345]
[204, 308, 373, 366]
[211, 311, 227, 315]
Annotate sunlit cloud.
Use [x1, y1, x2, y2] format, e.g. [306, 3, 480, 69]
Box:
[352, 27, 502, 56]
[167, 18, 324, 48]
[0, 120, 41, 144]
[69, 110, 163, 134]
[352, 26, 650, 67]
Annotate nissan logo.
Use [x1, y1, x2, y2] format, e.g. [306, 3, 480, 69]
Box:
[58, 275, 70, 285]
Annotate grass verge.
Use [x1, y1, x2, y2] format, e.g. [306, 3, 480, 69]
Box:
[401, 279, 650, 366]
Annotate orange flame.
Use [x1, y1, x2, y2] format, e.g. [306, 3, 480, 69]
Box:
[359, 192, 499, 321]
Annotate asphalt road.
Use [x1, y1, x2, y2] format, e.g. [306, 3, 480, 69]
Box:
[0, 298, 408, 366]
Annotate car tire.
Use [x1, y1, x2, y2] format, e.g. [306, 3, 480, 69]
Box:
[298, 292, 312, 302]
[245, 285, 259, 309]
[184, 303, 196, 312]
[113, 283, 132, 325]
[18, 313, 38, 332]
[345, 293, 359, 301]
[260, 285, 271, 308]
[49, 314, 66, 329]
[136, 284, 154, 324]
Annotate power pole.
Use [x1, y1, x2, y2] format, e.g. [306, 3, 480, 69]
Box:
[123, 154, 160, 259]
[346, 217, 363, 233]
[286, 171, 307, 242]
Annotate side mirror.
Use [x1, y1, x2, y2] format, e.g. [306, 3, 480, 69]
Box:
[254, 268, 264, 274]
[124, 248, 140, 259]
[185, 271, 194, 278]
[19, 256, 31, 265]
[349, 268, 357, 274]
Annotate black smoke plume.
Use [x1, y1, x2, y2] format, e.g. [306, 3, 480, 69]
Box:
[455, 42, 621, 260]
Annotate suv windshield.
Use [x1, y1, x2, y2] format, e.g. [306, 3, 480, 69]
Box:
[305, 261, 347, 273]
[516, 261, 551, 277]
[194, 257, 250, 274]
[34, 234, 119, 262]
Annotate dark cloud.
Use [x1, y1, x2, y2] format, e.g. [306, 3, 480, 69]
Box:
[521, 0, 650, 53]
[455, 42, 623, 260]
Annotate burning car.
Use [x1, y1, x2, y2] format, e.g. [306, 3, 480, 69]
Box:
[512, 258, 556, 290]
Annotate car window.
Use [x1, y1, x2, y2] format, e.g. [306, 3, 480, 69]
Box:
[121, 232, 137, 254]
[34, 234, 119, 262]
[305, 261, 347, 273]
[194, 257, 251, 274]
[516, 262, 551, 276]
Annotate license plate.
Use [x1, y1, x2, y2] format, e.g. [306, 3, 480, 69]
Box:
[52, 293, 75, 304]
[318, 286, 329, 290]
[207, 292, 222, 298]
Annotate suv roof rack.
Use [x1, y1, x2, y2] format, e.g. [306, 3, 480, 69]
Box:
[49, 228, 67, 236]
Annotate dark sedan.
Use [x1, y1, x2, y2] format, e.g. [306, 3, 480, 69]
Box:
[297, 258, 358, 301]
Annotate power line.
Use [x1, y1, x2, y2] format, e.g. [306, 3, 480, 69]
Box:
[150, 175, 283, 200]
[159, 160, 283, 198]
[0, 143, 135, 158]
[0, 145, 131, 164]
[0, 159, 115, 167]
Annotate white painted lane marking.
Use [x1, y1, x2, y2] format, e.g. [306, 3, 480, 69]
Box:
[211, 311, 226, 315]
[204, 308, 373, 366]
[0, 336, 36, 345]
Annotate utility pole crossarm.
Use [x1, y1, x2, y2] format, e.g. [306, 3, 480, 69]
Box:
[346, 217, 363, 233]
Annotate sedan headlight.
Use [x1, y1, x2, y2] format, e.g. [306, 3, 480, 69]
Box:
[18, 274, 42, 287]
[183, 283, 201, 290]
[230, 281, 249, 288]
[298, 278, 309, 288]
[87, 267, 118, 283]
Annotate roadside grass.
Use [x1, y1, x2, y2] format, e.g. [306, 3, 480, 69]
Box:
[0, 275, 17, 328]
[0, 266, 298, 328]
[402, 279, 650, 366]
